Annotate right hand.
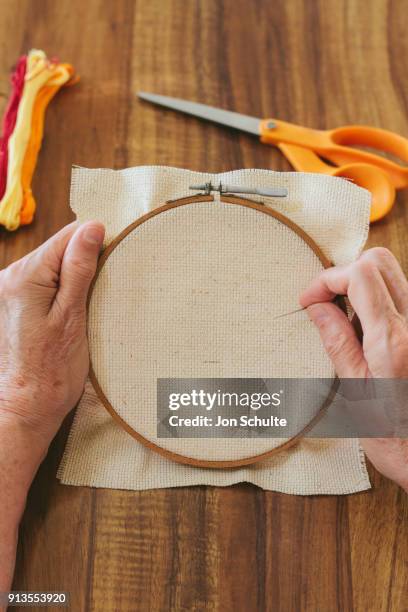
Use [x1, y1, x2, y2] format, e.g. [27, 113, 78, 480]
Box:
[300, 247, 408, 492]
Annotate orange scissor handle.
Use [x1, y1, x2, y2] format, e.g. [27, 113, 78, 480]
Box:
[260, 119, 408, 189]
[278, 142, 397, 223]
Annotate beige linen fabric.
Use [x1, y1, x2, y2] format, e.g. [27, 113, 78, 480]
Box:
[89, 200, 333, 462]
[58, 166, 371, 494]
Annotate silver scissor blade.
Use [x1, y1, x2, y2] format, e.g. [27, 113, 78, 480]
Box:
[138, 92, 262, 136]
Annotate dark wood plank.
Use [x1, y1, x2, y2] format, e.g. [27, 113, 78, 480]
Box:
[348, 470, 408, 612]
[1, 0, 141, 610]
[89, 487, 220, 611]
[0, 0, 405, 611]
[217, 485, 263, 612]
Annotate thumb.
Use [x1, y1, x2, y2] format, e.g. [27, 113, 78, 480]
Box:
[53, 221, 105, 316]
[307, 302, 368, 378]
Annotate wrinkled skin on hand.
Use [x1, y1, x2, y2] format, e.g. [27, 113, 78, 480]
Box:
[301, 247, 408, 492]
[0, 221, 105, 444]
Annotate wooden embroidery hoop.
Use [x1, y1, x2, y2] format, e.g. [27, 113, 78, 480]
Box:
[88, 193, 341, 469]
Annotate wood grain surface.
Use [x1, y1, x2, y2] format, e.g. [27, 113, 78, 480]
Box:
[0, 0, 407, 610]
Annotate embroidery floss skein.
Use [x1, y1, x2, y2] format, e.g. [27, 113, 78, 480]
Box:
[0, 49, 76, 230]
[0, 55, 27, 200]
[20, 63, 74, 225]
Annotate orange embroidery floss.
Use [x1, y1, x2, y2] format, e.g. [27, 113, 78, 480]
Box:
[20, 63, 75, 225]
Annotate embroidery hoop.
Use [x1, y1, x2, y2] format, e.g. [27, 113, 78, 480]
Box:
[88, 193, 341, 468]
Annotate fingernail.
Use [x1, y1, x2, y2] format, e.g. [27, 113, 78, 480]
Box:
[84, 225, 104, 246]
[308, 304, 329, 324]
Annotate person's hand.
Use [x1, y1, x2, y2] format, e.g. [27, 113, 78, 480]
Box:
[0, 221, 105, 448]
[0, 220, 104, 593]
[300, 247, 408, 492]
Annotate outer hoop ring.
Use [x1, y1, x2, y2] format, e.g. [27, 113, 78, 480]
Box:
[88, 194, 340, 468]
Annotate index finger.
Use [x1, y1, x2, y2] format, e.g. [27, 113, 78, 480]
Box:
[300, 259, 399, 335]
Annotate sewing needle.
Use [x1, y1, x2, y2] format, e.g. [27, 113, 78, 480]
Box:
[273, 295, 346, 320]
[272, 307, 307, 320]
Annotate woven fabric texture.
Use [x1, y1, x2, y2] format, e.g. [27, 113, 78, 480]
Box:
[58, 166, 371, 494]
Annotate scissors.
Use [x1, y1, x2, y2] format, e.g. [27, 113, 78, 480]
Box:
[138, 91, 408, 222]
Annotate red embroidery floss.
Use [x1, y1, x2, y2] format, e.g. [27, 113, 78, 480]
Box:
[0, 56, 27, 200]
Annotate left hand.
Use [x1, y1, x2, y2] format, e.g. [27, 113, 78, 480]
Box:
[0, 221, 105, 449]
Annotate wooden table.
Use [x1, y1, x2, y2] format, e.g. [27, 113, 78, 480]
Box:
[1, 1, 407, 610]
